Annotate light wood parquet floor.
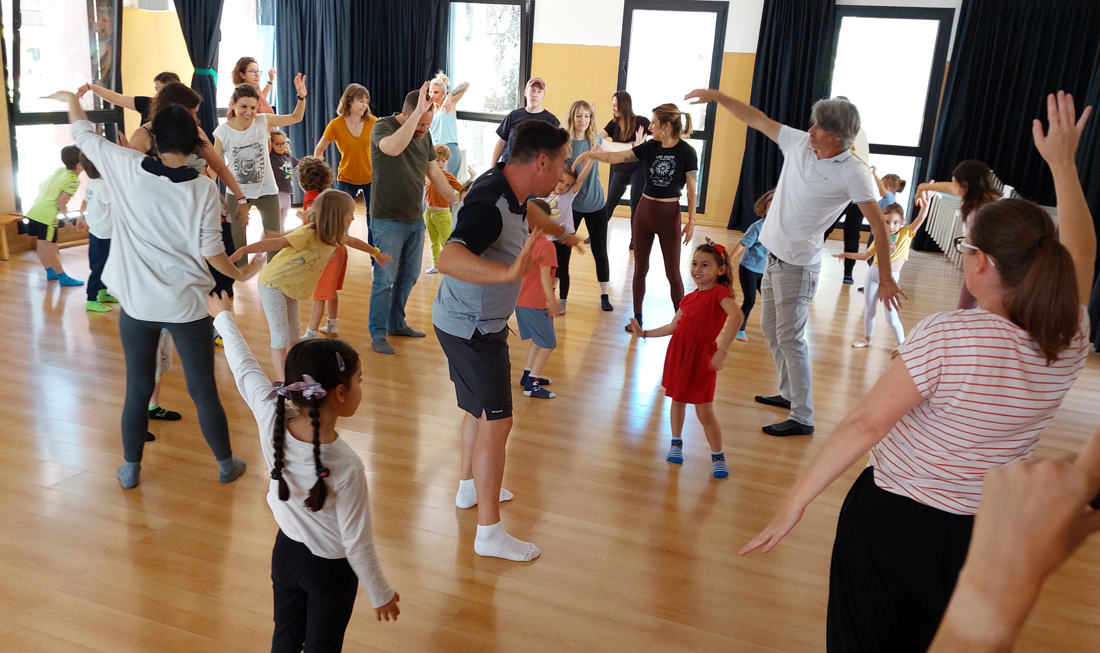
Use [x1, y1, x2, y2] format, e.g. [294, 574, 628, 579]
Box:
[0, 210, 1097, 652]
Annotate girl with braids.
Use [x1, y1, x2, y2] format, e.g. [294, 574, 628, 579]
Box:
[629, 240, 742, 479]
[209, 292, 399, 652]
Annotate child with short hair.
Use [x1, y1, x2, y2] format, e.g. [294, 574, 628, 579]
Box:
[424, 143, 463, 274]
[515, 198, 562, 399]
[726, 189, 773, 342]
[26, 145, 84, 286]
[630, 239, 741, 479]
[231, 189, 389, 379]
[270, 129, 299, 230]
[79, 153, 117, 312]
[293, 157, 348, 340]
[209, 294, 400, 652]
[835, 198, 928, 348]
[543, 159, 595, 314]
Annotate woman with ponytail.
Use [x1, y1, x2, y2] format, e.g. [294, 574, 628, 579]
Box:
[741, 92, 1095, 652]
[575, 103, 698, 332]
[208, 292, 399, 651]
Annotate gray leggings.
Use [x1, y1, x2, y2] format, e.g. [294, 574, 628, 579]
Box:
[119, 310, 233, 463]
[227, 192, 283, 261]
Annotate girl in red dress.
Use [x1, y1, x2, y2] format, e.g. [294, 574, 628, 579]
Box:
[630, 239, 742, 478]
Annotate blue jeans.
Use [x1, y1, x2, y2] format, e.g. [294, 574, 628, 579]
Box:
[442, 142, 461, 176]
[335, 181, 372, 244]
[368, 218, 425, 339]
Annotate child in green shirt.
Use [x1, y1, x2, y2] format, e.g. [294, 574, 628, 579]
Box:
[26, 145, 85, 285]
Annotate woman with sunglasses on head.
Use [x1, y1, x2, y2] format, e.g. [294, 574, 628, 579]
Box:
[740, 92, 1095, 653]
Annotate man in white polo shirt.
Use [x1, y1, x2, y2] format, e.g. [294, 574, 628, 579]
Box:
[686, 89, 904, 436]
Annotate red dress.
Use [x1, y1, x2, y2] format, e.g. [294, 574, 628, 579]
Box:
[662, 285, 734, 404]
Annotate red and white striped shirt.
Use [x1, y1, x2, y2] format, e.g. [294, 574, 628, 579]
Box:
[869, 309, 1090, 515]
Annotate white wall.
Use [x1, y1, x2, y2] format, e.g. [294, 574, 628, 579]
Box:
[533, 0, 961, 58]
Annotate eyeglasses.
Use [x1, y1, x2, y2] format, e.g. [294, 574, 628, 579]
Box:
[245, 68, 261, 75]
[272, 140, 288, 146]
[953, 236, 995, 266]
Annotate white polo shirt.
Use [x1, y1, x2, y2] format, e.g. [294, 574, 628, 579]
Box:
[758, 125, 877, 266]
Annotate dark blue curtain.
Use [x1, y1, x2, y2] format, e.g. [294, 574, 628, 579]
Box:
[1080, 39, 1100, 350]
[727, 0, 835, 230]
[275, 0, 449, 199]
[174, 0, 225, 139]
[928, 0, 1100, 206]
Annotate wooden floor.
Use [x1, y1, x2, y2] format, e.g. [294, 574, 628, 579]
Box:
[1, 213, 1098, 652]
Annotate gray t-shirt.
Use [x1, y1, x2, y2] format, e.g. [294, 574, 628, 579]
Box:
[566, 137, 605, 213]
[370, 114, 436, 223]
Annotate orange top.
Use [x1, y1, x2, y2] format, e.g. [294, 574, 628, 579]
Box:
[322, 115, 377, 185]
[425, 170, 462, 209]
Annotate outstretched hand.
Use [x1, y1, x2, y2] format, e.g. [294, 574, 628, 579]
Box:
[375, 252, 394, 267]
[43, 90, 78, 103]
[684, 88, 722, 105]
[1033, 91, 1091, 171]
[739, 502, 806, 555]
[414, 81, 433, 116]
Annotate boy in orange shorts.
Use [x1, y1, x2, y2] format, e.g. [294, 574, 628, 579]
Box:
[297, 157, 344, 340]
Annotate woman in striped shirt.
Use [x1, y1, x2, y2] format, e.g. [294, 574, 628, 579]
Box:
[740, 92, 1095, 652]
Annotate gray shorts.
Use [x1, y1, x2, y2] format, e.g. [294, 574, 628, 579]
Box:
[515, 306, 556, 349]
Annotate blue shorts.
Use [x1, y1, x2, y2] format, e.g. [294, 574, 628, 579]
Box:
[515, 306, 556, 349]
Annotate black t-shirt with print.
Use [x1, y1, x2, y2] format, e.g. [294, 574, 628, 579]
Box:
[603, 116, 651, 175]
[631, 139, 698, 199]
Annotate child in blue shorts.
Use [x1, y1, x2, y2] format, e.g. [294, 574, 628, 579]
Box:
[515, 199, 561, 399]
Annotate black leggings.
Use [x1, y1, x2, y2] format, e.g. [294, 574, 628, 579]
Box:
[555, 206, 610, 298]
[271, 530, 360, 653]
[119, 310, 232, 463]
[605, 167, 646, 239]
[737, 265, 763, 331]
[632, 197, 684, 316]
[822, 202, 865, 277]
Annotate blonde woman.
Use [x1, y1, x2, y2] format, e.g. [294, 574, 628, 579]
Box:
[560, 100, 612, 311]
[428, 71, 469, 176]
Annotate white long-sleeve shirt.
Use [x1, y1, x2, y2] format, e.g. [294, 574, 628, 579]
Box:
[71, 120, 224, 323]
[213, 311, 395, 608]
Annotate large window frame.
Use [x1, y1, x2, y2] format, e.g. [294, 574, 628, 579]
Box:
[821, 5, 953, 221]
[2, 0, 124, 210]
[615, 0, 727, 214]
[449, 0, 535, 132]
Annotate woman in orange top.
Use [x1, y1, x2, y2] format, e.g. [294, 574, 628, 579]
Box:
[314, 84, 377, 230]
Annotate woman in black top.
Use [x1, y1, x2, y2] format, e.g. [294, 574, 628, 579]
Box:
[577, 103, 698, 331]
[598, 91, 650, 249]
[77, 71, 180, 125]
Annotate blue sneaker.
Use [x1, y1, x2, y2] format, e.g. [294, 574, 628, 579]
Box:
[712, 453, 729, 479]
[59, 273, 84, 287]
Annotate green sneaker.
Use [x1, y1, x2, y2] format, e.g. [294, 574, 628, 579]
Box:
[97, 289, 119, 303]
[86, 300, 111, 313]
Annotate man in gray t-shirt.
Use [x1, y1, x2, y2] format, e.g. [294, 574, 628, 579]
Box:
[367, 84, 458, 354]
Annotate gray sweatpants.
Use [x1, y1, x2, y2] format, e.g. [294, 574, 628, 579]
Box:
[760, 255, 820, 425]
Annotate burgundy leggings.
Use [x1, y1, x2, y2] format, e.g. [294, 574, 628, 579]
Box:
[632, 197, 685, 316]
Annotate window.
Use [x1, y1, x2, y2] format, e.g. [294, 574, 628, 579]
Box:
[217, 0, 276, 111]
[825, 6, 953, 221]
[2, 0, 123, 210]
[447, 0, 534, 176]
[615, 1, 727, 213]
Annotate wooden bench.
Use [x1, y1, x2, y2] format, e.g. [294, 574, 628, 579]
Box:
[0, 213, 23, 261]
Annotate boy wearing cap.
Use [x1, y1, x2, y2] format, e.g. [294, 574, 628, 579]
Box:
[491, 77, 560, 164]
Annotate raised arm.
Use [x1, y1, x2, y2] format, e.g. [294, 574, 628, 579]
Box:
[871, 166, 889, 199]
[379, 82, 431, 156]
[685, 88, 781, 143]
[1032, 91, 1095, 306]
[915, 180, 959, 197]
[573, 148, 637, 170]
[78, 83, 137, 111]
[266, 74, 308, 128]
[740, 357, 923, 555]
[444, 81, 469, 112]
[909, 190, 934, 233]
[572, 156, 596, 192]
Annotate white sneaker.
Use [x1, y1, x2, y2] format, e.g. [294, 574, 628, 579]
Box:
[320, 321, 338, 335]
[300, 329, 318, 341]
[426, 266, 439, 274]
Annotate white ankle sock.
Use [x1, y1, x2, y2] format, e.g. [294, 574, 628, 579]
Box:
[474, 522, 540, 562]
[455, 478, 514, 509]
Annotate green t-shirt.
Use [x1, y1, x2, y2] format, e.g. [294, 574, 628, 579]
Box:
[27, 167, 80, 225]
[370, 114, 436, 223]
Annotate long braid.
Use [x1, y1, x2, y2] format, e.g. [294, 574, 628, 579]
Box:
[271, 395, 290, 501]
[305, 397, 329, 512]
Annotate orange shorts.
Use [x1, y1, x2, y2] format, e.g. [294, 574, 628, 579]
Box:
[312, 245, 348, 301]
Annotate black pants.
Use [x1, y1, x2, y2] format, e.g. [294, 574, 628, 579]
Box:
[555, 206, 610, 298]
[604, 167, 646, 242]
[271, 530, 360, 653]
[87, 234, 110, 302]
[118, 310, 233, 463]
[210, 220, 237, 298]
[827, 467, 974, 653]
[737, 265, 763, 331]
[822, 202, 864, 278]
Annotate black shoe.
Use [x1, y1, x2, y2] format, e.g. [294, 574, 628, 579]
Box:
[857, 286, 864, 293]
[146, 432, 156, 442]
[754, 395, 792, 409]
[762, 420, 814, 437]
[629, 243, 634, 251]
[149, 406, 182, 421]
[601, 294, 613, 312]
[843, 275, 854, 285]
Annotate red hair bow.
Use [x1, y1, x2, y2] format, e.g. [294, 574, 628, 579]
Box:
[705, 237, 726, 254]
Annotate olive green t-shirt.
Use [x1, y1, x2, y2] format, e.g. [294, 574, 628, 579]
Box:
[369, 114, 436, 223]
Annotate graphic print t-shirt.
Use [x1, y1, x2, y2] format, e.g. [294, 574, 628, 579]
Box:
[632, 139, 698, 200]
[270, 151, 299, 194]
[213, 113, 279, 199]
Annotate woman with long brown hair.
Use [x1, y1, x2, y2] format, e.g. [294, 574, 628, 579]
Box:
[599, 91, 650, 249]
[315, 84, 377, 228]
[741, 92, 1095, 653]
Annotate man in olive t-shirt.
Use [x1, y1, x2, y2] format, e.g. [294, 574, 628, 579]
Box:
[367, 84, 459, 354]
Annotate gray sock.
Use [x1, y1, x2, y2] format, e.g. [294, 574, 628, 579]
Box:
[117, 462, 141, 489]
[218, 456, 247, 483]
